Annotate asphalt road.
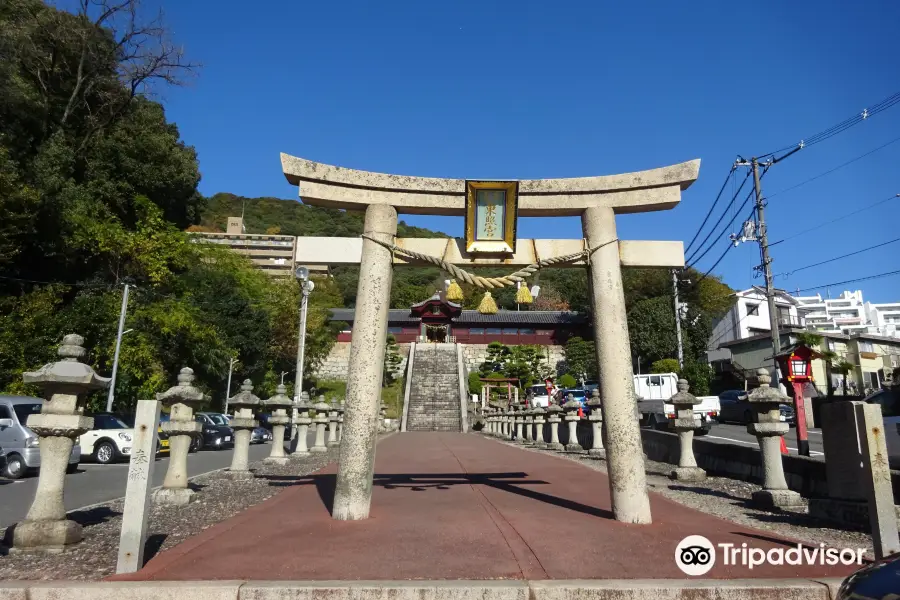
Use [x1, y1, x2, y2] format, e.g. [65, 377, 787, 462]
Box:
[701, 422, 825, 457]
[0, 441, 289, 528]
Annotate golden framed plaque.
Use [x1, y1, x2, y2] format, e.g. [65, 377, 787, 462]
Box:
[464, 180, 518, 254]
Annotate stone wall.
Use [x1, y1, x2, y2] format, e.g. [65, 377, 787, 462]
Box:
[461, 344, 566, 377]
[316, 342, 410, 381]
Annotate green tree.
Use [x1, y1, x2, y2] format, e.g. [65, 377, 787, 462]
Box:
[479, 341, 510, 375]
[650, 358, 680, 374]
[558, 373, 577, 389]
[468, 371, 483, 396]
[383, 335, 403, 385]
[680, 360, 713, 396]
[564, 337, 597, 381]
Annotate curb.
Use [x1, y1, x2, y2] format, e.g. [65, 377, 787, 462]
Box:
[0, 578, 846, 600]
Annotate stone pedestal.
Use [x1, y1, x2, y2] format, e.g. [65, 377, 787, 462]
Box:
[327, 401, 339, 447]
[532, 407, 546, 448]
[514, 408, 525, 443]
[227, 380, 261, 479]
[668, 380, 706, 482]
[563, 395, 583, 453]
[311, 397, 330, 453]
[10, 335, 109, 552]
[337, 401, 345, 443]
[264, 384, 292, 465]
[546, 405, 564, 451]
[746, 370, 802, 509]
[524, 411, 535, 444]
[154, 368, 207, 505]
[586, 389, 605, 459]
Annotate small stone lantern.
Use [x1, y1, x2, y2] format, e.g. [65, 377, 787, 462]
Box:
[747, 369, 803, 508]
[587, 389, 606, 459]
[12, 334, 109, 552]
[327, 398, 340, 447]
[523, 407, 535, 444]
[545, 403, 564, 450]
[563, 394, 583, 453]
[263, 383, 292, 465]
[154, 367, 206, 505]
[532, 405, 546, 448]
[512, 402, 526, 443]
[668, 379, 706, 482]
[291, 392, 311, 456]
[227, 379, 261, 478]
[310, 395, 330, 452]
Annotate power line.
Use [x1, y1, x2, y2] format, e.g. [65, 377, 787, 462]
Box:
[794, 269, 900, 294]
[687, 181, 758, 268]
[693, 202, 758, 284]
[768, 134, 900, 199]
[776, 237, 900, 278]
[759, 90, 900, 158]
[684, 165, 737, 254]
[685, 171, 753, 265]
[769, 193, 900, 247]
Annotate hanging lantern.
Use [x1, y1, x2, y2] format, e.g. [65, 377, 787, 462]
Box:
[515, 284, 533, 304]
[446, 279, 464, 302]
[477, 291, 498, 315]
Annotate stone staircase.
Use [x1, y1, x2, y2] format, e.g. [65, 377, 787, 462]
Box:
[405, 343, 462, 432]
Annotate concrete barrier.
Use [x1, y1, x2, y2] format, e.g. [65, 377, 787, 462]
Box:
[0, 579, 845, 600]
[641, 428, 900, 503]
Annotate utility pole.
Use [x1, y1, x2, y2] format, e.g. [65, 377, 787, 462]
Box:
[672, 269, 684, 369]
[224, 357, 237, 415]
[106, 284, 130, 413]
[751, 157, 782, 371]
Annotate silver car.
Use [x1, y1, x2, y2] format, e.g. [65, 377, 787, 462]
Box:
[0, 395, 81, 479]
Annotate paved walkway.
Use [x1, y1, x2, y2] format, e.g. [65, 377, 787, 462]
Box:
[114, 433, 859, 581]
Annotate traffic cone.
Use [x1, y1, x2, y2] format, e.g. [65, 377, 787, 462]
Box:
[780, 437, 788, 455]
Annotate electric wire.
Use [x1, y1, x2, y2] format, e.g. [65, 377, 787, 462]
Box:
[769, 194, 900, 247]
[684, 164, 738, 254]
[793, 269, 900, 294]
[775, 237, 900, 279]
[685, 170, 752, 265]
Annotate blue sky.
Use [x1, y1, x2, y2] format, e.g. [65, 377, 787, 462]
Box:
[156, 1, 900, 302]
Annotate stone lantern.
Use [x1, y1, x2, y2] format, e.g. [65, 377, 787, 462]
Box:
[668, 379, 705, 482]
[291, 391, 312, 456]
[327, 398, 340, 447]
[263, 383, 292, 465]
[532, 406, 546, 448]
[747, 369, 803, 509]
[512, 402, 526, 443]
[563, 394, 583, 453]
[310, 395, 330, 452]
[12, 334, 109, 552]
[523, 407, 535, 444]
[227, 379, 261, 478]
[545, 403, 564, 450]
[503, 407, 512, 438]
[154, 367, 206, 505]
[587, 389, 606, 459]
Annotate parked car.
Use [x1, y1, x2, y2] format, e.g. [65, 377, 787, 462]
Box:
[638, 395, 719, 436]
[556, 389, 591, 414]
[0, 395, 81, 479]
[117, 412, 167, 455]
[194, 412, 234, 451]
[526, 384, 552, 407]
[717, 389, 795, 425]
[836, 551, 900, 599]
[863, 387, 900, 469]
[80, 413, 134, 464]
[251, 426, 272, 444]
[158, 413, 197, 453]
[0, 447, 6, 476]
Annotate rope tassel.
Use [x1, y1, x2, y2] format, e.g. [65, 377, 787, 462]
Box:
[446, 279, 464, 302]
[515, 284, 533, 305]
[478, 292, 498, 315]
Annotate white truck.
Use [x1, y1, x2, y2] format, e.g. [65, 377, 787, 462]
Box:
[634, 373, 719, 435]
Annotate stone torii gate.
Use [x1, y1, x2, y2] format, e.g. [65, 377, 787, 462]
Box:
[281, 153, 700, 525]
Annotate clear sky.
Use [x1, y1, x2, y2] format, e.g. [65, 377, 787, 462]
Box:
[155, 1, 900, 302]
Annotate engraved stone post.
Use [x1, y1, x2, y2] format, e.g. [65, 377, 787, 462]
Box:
[563, 394, 583, 453]
[546, 403, 563, 450]
[514, 403, 525, 443]
[748, 369, 802, 509]
[583, 206, 651, 524]
[227, 380, 261, 478]
[264, 384, 292, 465]
[154, 368, 206, 505]
[855, 402, 900, 559]
[311, 395, 329, 453]
[12, 334, 109, 552]
[327, 398, 339, 447]
[333, 204, 397, 521]
[532, 406, 546, 448]
[587, 389, 606, 459]
[291, 392, 311, 457]
[116, 399, 160, 573]
[668, 379, 706, 482]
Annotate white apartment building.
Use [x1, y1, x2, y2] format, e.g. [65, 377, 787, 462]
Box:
[707, 286, 801, 362]
[794, 290, 900, 339]
[866, 300, 900, 337]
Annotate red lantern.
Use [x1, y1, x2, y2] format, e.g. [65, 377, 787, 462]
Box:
[775, 344, 818, 384]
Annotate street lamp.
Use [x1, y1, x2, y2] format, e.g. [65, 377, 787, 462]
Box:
[105, 328, 134, 413]
[224, 356, 238, 415]
[293, 267, 315, 440]
[775, 343, 820, 457]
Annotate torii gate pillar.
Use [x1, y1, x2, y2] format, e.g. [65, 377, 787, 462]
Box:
[282, 153, 700, 524]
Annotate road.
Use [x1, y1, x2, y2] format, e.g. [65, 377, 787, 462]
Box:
[701, 423, 825, 457]
[0, 441, 289, 528]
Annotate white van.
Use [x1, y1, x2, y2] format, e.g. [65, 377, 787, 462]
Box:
[527, 384, 552, 407]
[0, 395, 81, 479]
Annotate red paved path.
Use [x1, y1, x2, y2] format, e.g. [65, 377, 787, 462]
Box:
[115, 433, 859, 581]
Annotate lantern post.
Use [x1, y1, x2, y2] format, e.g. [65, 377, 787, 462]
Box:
[775, 344, 819, 457]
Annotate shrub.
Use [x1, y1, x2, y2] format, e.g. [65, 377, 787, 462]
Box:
[558, 373, 577, 389]
[650, 358, 680, 374]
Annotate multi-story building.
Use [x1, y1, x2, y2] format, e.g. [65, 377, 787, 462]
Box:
[707, 286, 802, 363]
[191, 216, 304, 278]
[865, 300, 900, 338]
[794, 290, 869, 335]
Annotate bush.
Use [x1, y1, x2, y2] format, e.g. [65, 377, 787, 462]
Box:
[468, 371, 483, 395]
[650, 358, 680, 374]
[558, 373, 577, 389]
[680, 360, 713, 396]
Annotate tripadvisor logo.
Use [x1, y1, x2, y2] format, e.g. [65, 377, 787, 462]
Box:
[675, 535, 865, 576]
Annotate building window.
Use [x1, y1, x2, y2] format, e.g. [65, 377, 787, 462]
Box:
[387, 327, 403, 334]
[860, 341, 875, 353]
[486, 328, 502, 335]
[891, 355, 900, 368]
[746, 303, 760, 317]
[502, 328, 518, 335]
[431, 306, 441, 315]
[519, 328, 535, 335]
[469, 328, 485, 335]
[827, 340, 836, 352]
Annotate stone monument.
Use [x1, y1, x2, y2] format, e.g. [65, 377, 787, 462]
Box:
[668, 379, 706, 482]
[11, 334, 109, 552]
[327, 398, 340, 447]
[545, 403, 564, 451]
[532, 405, 546, 448]
[264, 384, 293, 465]
[154, 367, 206, 505]
[310, 395, 330, 452]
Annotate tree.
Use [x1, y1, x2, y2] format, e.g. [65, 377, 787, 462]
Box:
[479, 341, 510, 376]
[530, 288, 570, 311]
[650, 358, 680, 374]
[558, 373, 577, 389]
[467, 371, 483, 396]
[680, 360, 713, 396]
[832, 360, 854, 396]
[383, 334, 403, 385]
[563, 337, 597, 381]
